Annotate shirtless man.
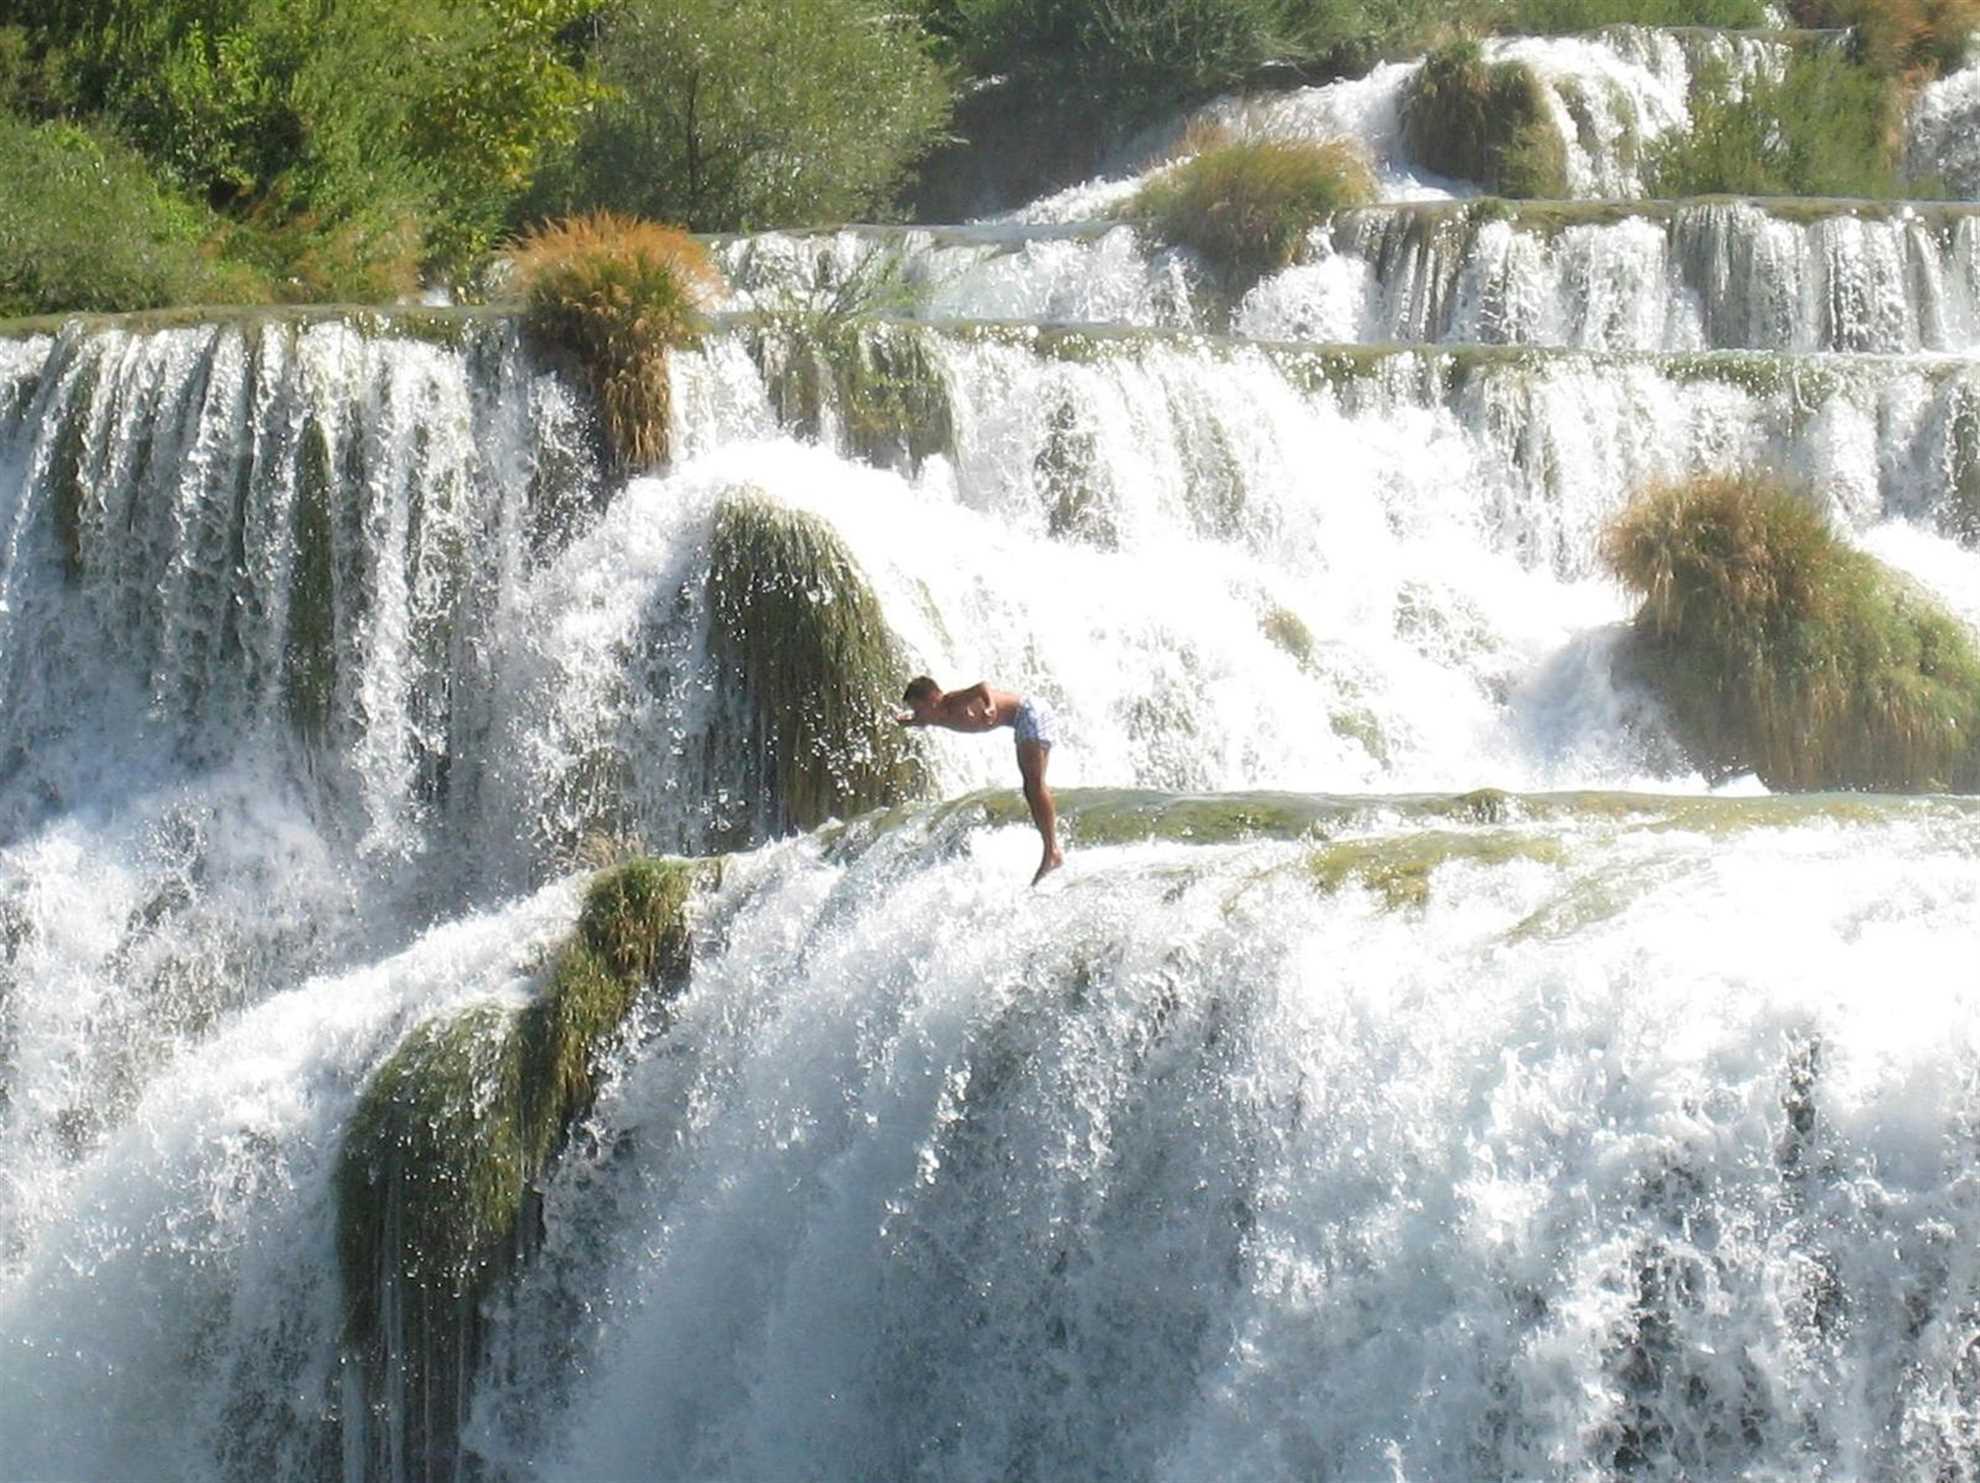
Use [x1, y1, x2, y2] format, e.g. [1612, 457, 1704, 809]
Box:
[896, 676, 1063, 884]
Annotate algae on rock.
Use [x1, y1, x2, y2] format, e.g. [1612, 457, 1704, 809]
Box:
[704, 489, 930, 843]
[1603, 474, 1980, 792]
[336, 857, 707, 1482]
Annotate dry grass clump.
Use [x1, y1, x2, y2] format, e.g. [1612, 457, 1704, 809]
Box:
[1853, 0, 1980, 75]
[1603, 473, 1980, 792]
[1126, 133, 1376, 286]
[510, 211, 724, 470]
[1402, 39, 1569, 199]
[1793, 0, 1980, 75]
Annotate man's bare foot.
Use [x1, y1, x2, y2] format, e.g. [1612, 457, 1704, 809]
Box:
[1032, 848, 1064, 886]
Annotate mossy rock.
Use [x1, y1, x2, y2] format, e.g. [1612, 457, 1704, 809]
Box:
[1305, 829, 1564, 912]
[705, 489, 930, 841]
[336, 857, 708, 1479]
[1604, 474, 1980, 792]
[1402, 41, 1571, 199]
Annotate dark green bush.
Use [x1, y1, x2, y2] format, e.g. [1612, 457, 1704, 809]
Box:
[1403, 40, 1570, 198]
[528, 0, 951, 233]
[1604, 473, 1980, 792]
[1127, 134, 1376, 284]
[0, 112, 237, 316]
[1646, 51, 1900, 197]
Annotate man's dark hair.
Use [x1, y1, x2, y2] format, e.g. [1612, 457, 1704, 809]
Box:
[902, 675, 939, 705]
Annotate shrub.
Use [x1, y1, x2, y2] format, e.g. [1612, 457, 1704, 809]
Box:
[1647, 51, 1902, 197]
[0, 112, 241, 316]
[509, 211, 723, 470]
[1402, 40, 1570, 198]
[528, 0, 951, 233]
[1127, 135, 1376, 285]
[1602, 473, 1980, 792]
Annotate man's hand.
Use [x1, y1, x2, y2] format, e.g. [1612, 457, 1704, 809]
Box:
[894, 709, 917, 727]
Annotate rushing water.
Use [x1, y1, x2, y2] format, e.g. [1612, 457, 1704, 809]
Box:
[4, 25, 1980, 1483]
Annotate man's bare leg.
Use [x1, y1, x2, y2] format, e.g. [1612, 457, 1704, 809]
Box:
[1017, 739, 1063, 885]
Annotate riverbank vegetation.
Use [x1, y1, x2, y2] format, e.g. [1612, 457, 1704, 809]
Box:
[1603, 474, 1980, 792]
[0, 0, 1974, 311]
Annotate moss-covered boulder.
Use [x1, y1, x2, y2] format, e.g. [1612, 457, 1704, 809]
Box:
[1402, 41, 1570, 199]
[1603, 474, 1980, 792]
[336, 857, 707, 1481]
[704, 489, 930, 842]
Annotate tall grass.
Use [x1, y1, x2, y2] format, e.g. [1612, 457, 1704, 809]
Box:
[1645, 51, 1904, 197]
[509, 211, 722, 470]
[1790, 0, 1980, 74]
[1603, 473, 1980, 792]
[1402, 40, 1569, 198]
[1126, 132, 1376, 285]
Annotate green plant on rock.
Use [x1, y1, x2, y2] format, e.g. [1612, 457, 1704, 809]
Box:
[1602, 473, 1980, 792]
[1402, 40, 1570, 199]
[510, 211, 723, 471]
[705, 489, 931, 842]
[337, 856, 705, 1479]
[1126, 132, 1376, 287]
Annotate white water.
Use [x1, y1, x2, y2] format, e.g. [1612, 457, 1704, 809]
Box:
[5, 22, 1980, 1483]
[465, 800, 1980, 1481]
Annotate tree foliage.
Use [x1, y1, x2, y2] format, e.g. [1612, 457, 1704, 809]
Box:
[527, 0, 952, 233]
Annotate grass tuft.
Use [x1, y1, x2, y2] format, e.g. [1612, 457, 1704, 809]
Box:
[1402, 40, 1570, 199]
[509, 211, 723, 471]
[1603, 473, 1980, 792]
[1125, 133, 1376, 287]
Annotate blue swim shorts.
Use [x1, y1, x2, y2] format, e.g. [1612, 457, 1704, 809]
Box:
[1014, 697, 1057, 748]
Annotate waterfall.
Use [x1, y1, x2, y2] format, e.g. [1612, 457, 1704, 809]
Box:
[5, 23, 1980, 1483]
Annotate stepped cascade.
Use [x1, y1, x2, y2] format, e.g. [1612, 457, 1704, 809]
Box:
[2, 22, 1979, 1483]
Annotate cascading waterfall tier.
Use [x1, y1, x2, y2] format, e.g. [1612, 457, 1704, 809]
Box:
[5, 18, 1980, 1483]
[719, 200, 1980, 353]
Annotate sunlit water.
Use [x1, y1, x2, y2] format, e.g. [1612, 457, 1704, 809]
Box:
[3, 26, 1980, 1483]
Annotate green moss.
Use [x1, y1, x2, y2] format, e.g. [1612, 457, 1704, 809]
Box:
[1306, 830, 1565, 911]
[283, 418, 339, 745]
[1328, 708, 1391, 766]
[1604, 474, 1980, 792]
[1262, 606, 1316, 667]
[337, 857, 706, 1477]
[1943, 384, 1980, 547]
[47, 365, 94, 582]
[1403, 42, 1570, 199]
[1124, 135, 1376, 287]
[829, 322, 954, 474]
[706, 489, 930, 842]
[1038, 399, 1114, 546]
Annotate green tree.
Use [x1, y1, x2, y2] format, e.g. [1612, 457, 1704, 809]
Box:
[528, 0, 952, 232]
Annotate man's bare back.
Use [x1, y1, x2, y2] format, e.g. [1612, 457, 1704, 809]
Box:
[896, 676, 1063, 884]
